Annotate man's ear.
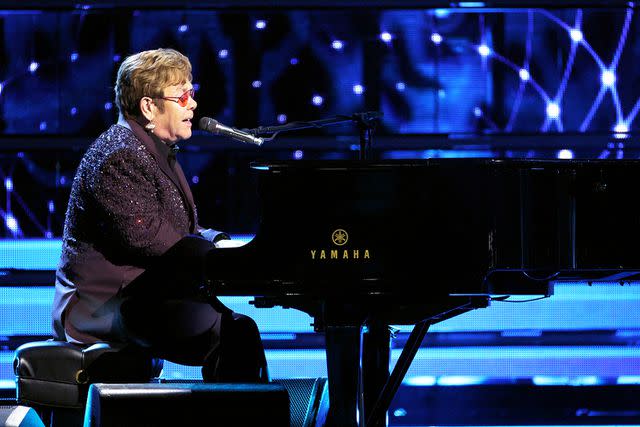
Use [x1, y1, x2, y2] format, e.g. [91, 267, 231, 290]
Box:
[139, 97, 155, 122]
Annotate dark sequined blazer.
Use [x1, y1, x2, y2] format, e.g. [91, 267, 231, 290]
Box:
[52, 120, 198, 344]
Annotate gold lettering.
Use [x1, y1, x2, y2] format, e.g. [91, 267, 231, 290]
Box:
[311, 248, 370, 260]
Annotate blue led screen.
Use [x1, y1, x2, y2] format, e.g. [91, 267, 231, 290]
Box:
[0, 7, 639, 136]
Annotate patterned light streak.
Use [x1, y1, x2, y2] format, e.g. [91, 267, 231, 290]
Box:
[1, 165, 49, 237]
[479, 7, 637, 139]
[0, 8, 637, 143]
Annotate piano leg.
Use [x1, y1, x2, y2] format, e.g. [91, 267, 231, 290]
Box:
[324, 323, 392, 427]
[362, 322, 391, 426]
[366, 319, 431, 426]
[325, 324, 362, 427]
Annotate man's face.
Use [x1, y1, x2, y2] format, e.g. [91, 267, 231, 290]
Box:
[152, 82, 197, 144]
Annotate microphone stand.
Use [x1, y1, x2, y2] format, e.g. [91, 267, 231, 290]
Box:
[246, 111, 382, 160]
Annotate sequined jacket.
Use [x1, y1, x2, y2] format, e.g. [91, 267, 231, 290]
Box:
[52, 120, 198, 344]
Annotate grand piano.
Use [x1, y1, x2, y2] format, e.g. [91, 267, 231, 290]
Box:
[204, 158, 640, 426]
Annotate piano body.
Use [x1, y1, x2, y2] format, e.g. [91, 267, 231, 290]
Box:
[205, 158, 640, 426]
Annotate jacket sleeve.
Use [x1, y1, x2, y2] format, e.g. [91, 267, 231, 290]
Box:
[90, 148, 185, 258]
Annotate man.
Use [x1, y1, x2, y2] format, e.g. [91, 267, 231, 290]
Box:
[52, 48, 267, 382]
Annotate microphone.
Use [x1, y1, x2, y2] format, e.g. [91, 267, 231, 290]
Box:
[199, 117, 264, 146]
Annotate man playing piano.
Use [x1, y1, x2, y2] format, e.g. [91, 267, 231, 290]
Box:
[51, 48, 268, 382]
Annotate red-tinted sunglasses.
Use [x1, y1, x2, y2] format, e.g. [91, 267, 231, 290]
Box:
[159, 88, 195, 107]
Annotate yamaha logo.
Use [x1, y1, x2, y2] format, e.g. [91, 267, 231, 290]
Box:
[310, 228, 370, 261]
[332, 229, 348, 246]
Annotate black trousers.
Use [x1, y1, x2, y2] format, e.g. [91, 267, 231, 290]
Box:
[118, 236, 268, 382]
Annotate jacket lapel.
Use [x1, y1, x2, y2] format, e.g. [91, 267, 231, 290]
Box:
[126, 119, 197, 230]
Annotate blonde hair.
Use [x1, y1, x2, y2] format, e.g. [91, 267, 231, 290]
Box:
[115, 48, 192, 119]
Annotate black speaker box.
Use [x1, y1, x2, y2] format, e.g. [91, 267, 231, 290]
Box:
[0, 405, 45, 427]
[84, 383, 290, 427]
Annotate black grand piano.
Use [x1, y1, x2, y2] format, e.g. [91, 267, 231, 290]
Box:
[204, 158, 640, 426]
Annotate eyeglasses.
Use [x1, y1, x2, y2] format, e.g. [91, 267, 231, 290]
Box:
[158, 88, 195, 107]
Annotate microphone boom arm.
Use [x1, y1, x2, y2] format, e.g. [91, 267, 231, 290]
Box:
[245, 111, 382, 160]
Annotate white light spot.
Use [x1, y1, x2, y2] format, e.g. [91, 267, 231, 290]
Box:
[293, 150, 304, 160]
[277, 114, 287, 123]
[557, 149, 574, 159]
[601, 70, 616, 87]
[353, 84, 364, 95]
[5, 214, 18, 233]
[70, 52, 79, 62]
[519, 68, 530, 81]
[4, 177, 13, 191]
[473, 107, 482, 117]
[569, 28, 583, 42]
[312, 95, 324, 106]
[546, 102, 560, 119]
[614, 123, 628, 133]
[395, 82, 406, 91]
[218, 49, 228, 59]
[331, 40, 344, 50]
[431, 33, 443, 45]
[380, 32, 392, 43]
[393, 408, 408, 417]
[478, 44, 491, 57]
[29, 62, 39, 73]
[404, 376, 437, 386]
[255, 20, 266, 30]
[178, 24, 188, 33]
[614, 122, 629, 139]
[434, 9, 450, 18]
[104, 102, 113, 110]
[0, 82, 3, 95]
[251, 80, 262, 88]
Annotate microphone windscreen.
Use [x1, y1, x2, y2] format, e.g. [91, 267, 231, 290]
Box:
[199, 117, 218, 133]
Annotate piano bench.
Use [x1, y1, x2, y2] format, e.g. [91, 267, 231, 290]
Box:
[13, 340, 163, 427]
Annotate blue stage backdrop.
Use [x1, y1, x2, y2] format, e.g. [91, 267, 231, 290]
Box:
[0, 7, 639, 137]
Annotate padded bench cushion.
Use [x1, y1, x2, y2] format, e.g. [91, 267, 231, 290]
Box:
[14, 340, 162, 409]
